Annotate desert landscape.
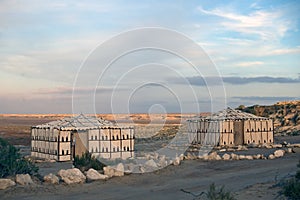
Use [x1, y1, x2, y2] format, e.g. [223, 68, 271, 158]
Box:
[0, 101, 300, 199]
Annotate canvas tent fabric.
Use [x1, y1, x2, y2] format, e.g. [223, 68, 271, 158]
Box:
[188, 108, 274, 146]
[31, 114, 134, 161]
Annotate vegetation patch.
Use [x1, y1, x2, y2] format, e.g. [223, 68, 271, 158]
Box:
[73, 151, 106, 172]
[280, 160, 300, 200]
[0, 138, 38, 178]
[181, 183, 236, 200]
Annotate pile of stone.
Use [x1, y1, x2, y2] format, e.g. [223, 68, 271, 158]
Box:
[194, 148, 290, 161]
[0, 173, 34, 190]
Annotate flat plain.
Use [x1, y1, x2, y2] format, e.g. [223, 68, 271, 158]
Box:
[0, 114, 299, 200]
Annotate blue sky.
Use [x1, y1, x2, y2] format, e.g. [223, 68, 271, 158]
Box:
[0, 0, 299, 113]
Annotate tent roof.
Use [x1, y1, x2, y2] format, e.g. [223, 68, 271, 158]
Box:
[190, 107, 268, 121]
[33, 114, 132, 130]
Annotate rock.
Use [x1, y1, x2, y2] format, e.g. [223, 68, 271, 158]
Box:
[145, 159, 158, 169]
[103, 166, 115, 177]
[239, 155, 246, 160]
[285, 148, 293, 153]
[237, 145, 248, 151]
[262, 143, 272, 149]
[231, 153, 239, 160]
[179, 154, 185, 161]
[208, 152, 219, 160]
[292, 143, 300, 148]
[253, 154, 262, 159]
[222, 153, 231, 160]
[114, 163, 125, 177]
[274, 149, 285, 158]
[268, 154, 275, 159]
[0, 179, 15, 190]
[158, 156, 167, 167]
[215, 155, 222, 160]
[58, 168, 86, 184]
[245, 155, 253, 160]
[173, 157, 181, 166]
[226, 148, 236, 152]
[272, 144, 283, 148]
[281, 141, 288, 147]
[43, 173, 59, 184]
[219, 149, 226, 152]
[16, 174, 34, 185]
[85, 168, 108, 181]
[153, 152, 159, 160]
[186, 153, 196, 160]
[104, 164, 124, 177]
[139, 166, 145, 173]
[145, 154, 152, 160]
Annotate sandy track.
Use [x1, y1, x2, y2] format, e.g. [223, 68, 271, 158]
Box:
[1, 150, 299, 200]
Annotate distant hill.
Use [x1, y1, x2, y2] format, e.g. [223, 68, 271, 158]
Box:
[236, 100, 300, 135]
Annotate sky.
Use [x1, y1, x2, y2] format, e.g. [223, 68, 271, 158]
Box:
[0, 0, 299, 114]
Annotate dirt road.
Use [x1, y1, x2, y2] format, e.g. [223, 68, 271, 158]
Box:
[1, 150, 299, 200]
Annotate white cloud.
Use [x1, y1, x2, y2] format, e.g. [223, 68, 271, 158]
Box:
[197, 6, 291, 41]
[267, 47, 300, 55]
[235, 61, 264, 67]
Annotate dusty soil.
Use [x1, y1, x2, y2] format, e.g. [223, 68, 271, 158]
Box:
[0, 115, 300, 200]
[1, 150, 299, 200]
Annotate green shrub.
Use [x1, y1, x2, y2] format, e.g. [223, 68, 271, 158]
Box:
[206, 183, 236, 200]
[73, 151, 105, 172]
[282, 179, 300, 199]
[181, 183, 236, 200]
[281, 160, 300, 199]
[0, 138, 38, 178]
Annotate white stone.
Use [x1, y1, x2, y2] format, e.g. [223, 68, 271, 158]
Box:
[237, 145, 248, 151]
[272, 144, 283, 148]
[219, 149, 226, 152]
[231, 153, 239, 160]
[139, 166, 145, 173]
[173, 157, 181, 166]
[262, 143, 272, 149]
[186, 153, 196, 160]
[85, 168, 108, 181]
[43, 173, 59, 184]
[274, 149, 285, 158]
[239, 155, 246, 160]
[0, 179, 15, 190]
[215, 155, 222, 160]
[103, 166, 115, 178]
[245, 155, 253, 160]
[58, 168, 86, 184]
[179, 154, 185, 161]
[153, 152, 159, 160]
[253, 154, 262, 159]
[292, 143, 300, 148]
[104, 164, 124, 177]
[222, 153, 231, 160]
[145, 159, 158, 169]
[285, 148, 293, 153]
[114, 163, 125, 177]
[16, 174, 34, 185]
[208, 152, 219, 160]
[268, 154, 275, 159]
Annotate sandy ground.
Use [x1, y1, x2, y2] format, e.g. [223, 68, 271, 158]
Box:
[0, 115, 300, 199]
[1, 148, 299, 200]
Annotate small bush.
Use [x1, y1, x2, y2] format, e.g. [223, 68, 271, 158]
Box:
[281, 160, 300, 200]
[206, 183, 236, 200]
[181, 183, 236, 200]
[282, 179, 300, 199]
[0, 138, 38, 178]
[73, 151, 105, 172]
